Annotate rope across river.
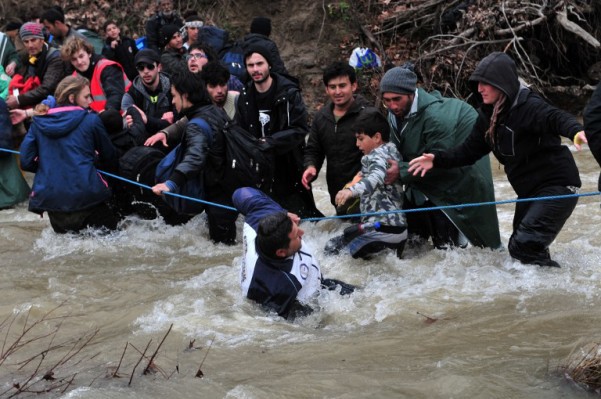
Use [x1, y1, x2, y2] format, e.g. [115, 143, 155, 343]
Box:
[2, 147, 599, 222]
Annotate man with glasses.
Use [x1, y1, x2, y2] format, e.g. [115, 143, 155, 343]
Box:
[144, 0, 183, 52]
[186, 43, 243, 92]
[121, 48, 174, 137]
[233, 186, 354, 320]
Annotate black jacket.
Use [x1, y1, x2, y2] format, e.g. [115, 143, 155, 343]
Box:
[237, 75, 306, 188]
[434, 52, 581, 198]
[102, 36, 138, 81]
[168, 104, 218, 187]
[304, 94, 370, 205]
[584, 84, 601, 167]
[144, 12, 183, 51]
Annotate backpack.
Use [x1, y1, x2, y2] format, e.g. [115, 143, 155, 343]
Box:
[207, 118, 274, 195]
[119, 146, 165, 195]
[198, 26, 229, 54]
[219, 40, 246, 81]
[155, 117, 213, 215]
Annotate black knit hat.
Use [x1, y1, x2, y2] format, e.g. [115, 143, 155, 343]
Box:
[250, 16, 271, 36]
[244, 43, 272, 67]
[160, 24, 180, 47]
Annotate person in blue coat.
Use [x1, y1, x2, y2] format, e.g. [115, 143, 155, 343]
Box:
[233, 186, 354, 320]
[20, 75, 120, 233]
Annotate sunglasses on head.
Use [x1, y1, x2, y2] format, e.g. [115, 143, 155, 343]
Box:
[136, 63, 156, 72]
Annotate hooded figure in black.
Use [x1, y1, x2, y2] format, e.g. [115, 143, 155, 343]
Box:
[408, 52, 584, 267]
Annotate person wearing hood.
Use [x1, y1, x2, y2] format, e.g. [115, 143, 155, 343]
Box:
[61, 37, 130, 113]
[236, 44, 322, 219]
[144, 0, 183, 52]
[380, 65, 501, 250]
[19, 75, 120, 233]
[408, 52, 585, 268]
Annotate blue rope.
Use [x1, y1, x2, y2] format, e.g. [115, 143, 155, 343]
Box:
[3, 146, 600, 221]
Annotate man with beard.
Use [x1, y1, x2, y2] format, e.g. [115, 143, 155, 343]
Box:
[380, 66, 501, 250]
[236, 44, 322, 218]
[302, 61, 370, 215]
[200, 61, 238, 120]
[121, 48, 174, 137]
[145, 0, 183, 52]
[6, 22, 66, 111]
[41, 7, 88, 49]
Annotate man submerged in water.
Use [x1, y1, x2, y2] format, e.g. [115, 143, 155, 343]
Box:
[233, 187, 354, 320]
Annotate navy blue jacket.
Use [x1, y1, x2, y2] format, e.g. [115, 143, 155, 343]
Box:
[233, 187, 322, 319]
[20, 106, 119, 214]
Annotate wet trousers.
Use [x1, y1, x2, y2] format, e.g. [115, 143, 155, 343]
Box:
[508, 185, 578, 264]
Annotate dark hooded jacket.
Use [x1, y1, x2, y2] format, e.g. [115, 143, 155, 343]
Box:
[237, 73, 320, 217]
[433, 52, 582, 198]
[304, 94, 370, 206]
[20, 106, 118, 214]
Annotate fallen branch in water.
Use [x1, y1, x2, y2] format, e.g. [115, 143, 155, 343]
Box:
[195, 335, 215, 378]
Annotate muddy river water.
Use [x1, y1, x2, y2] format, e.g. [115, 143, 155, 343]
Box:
[1, 144, 601, 398]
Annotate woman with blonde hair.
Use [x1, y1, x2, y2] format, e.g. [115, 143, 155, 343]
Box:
[20, 75, 120, 233]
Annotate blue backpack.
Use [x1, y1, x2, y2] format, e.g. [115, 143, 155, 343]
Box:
[219, 40, 246, 81]
[155, 117, 213, 215]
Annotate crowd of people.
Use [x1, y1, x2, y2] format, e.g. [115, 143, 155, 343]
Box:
[0, 0, 598, 319]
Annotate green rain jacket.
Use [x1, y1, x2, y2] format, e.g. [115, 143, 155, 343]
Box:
[387, 88, 501, 249]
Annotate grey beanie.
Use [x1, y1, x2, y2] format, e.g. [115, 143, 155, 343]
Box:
[379, 66, 417, 95]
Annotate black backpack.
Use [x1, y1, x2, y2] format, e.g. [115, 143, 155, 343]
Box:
[204, 113, 273, 195]
[219, 40, 246, 81]
[119, 146, 165, 196]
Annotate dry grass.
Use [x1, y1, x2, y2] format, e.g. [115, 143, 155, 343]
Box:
[561, 342, 601, 393]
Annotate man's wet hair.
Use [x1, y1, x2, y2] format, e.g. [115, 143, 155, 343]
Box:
[322, 61, 356, 86]
[355, 108, 390, 141]
[200, 61, 230, 86]
[256, 212, 292, 257]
